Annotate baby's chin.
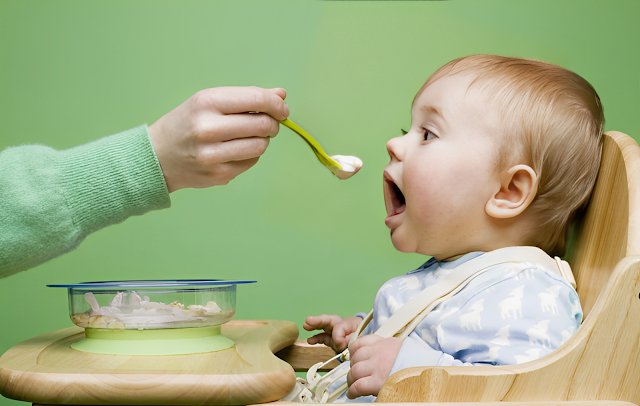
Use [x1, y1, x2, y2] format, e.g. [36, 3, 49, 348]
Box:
[389, 229, 418, 253]
[390, 230, 443, 258]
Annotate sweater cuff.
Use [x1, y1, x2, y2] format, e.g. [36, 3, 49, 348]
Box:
[55, 125, 171, 234]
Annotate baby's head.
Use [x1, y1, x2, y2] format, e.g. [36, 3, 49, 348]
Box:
[383, 55, 603, 260]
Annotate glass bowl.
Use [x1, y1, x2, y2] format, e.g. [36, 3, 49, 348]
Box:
[48, 280, 256, 331]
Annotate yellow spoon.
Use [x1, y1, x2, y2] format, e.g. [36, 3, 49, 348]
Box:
[279, 118, 341, 168]
[279, 118, 363, 180]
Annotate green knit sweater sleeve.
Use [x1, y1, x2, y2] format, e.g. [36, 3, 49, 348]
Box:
[0, 125, 171, 278]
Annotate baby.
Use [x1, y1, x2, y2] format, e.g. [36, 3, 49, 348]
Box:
[303, 55, 604, 402]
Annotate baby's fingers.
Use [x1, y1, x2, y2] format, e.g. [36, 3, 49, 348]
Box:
[303, 314, 342, 332]
[331, 333, 353, 352]
[332, 327, 355, 350]
[306, 333, 333, 347]
[346, 361, 375, 399]
[346, 376, 379, 399]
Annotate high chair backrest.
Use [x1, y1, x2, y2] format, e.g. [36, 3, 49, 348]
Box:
[567, 131, 640, 317]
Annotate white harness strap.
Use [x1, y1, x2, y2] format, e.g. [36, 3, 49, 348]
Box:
[283, 247, 573, 403]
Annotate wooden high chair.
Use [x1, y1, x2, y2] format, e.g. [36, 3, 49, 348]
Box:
[277, 131, 640, 406]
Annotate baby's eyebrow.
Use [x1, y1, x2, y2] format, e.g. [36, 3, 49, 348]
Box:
[421, 105, 445, 122]
[420, 105, 448, 131]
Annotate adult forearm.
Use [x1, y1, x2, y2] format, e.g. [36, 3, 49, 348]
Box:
[0, 125, 170, 277]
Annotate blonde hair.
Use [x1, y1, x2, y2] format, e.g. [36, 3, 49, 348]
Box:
[420, 55, 604, 256]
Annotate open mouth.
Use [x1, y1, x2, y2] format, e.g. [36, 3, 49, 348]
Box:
[384, 172, 406, 217]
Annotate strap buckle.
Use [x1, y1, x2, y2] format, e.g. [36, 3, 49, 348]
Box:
[554, 256, 576, 289]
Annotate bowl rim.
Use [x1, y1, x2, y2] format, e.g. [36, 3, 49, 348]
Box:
[47, 279, 257, 288]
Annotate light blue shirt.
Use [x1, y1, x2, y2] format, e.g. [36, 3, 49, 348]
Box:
[334, 252, 582, 403]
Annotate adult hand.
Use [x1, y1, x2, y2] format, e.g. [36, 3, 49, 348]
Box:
[304, 315, 363, 353]
[148, 86, 289, 192]
[346, 335, 403, 399]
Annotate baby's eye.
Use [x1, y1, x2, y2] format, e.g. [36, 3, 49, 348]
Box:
[424, 130, 436, 141]
[400, 128, 408, 135]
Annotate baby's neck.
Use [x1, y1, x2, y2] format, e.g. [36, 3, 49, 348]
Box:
[440, 253, 467, 262]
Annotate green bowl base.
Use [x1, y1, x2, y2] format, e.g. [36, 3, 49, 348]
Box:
[71, 325, 235, 355]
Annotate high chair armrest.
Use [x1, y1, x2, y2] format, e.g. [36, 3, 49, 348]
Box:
[275, 339, 340, 372]
[377, 365, 517, 402]
[375, 403, 637, 406]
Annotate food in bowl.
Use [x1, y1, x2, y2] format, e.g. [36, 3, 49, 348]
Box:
[48, 280, 255, 330]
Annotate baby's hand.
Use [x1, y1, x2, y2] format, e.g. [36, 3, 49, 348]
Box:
[303, 315, 362, 353]
[346, 335, 403, 399]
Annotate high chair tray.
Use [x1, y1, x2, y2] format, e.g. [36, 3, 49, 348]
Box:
[0, 319, 298, 405]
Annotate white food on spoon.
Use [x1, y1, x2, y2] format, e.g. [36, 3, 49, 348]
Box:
[329, 155, 363, 180]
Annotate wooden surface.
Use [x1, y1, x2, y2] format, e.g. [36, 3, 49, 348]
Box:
[569, 131, 640, 317]
[270, 403, 639, 406]
[275, 340, 339, 372]
[0, 320, 298, 405]
[39, 402, 639, 406]
[376, 132, 640, 404]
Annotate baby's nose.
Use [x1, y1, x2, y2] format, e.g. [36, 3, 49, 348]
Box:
[386, 136, 404, 161]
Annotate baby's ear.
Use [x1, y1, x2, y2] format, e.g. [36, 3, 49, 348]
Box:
[485, 164, 538, 219]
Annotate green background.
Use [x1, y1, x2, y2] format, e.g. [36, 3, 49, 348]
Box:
[1, 1, 638, 405]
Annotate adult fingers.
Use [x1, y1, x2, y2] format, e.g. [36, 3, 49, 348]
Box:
[197, 113, 280, 142]
[267, 87, 287, 100]
[199, 86, 289, 120]
[189, 157, 261, 187]
[222, 157, 261, 182]
[199, 137, 271, 165]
